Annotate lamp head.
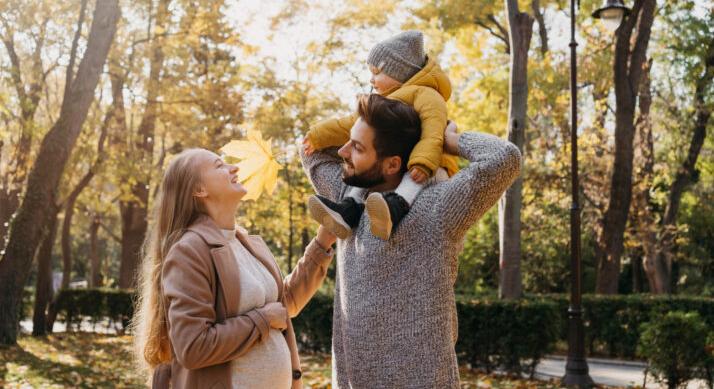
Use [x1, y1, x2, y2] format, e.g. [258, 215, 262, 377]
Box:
[592, 0, 631, 32]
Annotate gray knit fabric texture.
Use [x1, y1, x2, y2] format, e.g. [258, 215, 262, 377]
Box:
[300, 132, 522, 388]
[367, 30, 426, 83]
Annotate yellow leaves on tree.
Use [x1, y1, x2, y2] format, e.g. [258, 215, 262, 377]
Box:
[221, 130, 281, 201]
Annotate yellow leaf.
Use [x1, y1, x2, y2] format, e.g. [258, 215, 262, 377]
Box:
[220, 130, 281, 201]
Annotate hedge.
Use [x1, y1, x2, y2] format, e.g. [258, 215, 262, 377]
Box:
[53, 288, 135, 332]
[455, 296, 561, 376]
[538, 294, 714, 359]
[23, 289, 714, 373]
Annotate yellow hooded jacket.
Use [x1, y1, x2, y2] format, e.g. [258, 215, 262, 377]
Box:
[306, 57, 459, 177]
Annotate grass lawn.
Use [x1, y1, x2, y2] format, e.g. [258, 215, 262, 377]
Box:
[1, 333, 569, 388]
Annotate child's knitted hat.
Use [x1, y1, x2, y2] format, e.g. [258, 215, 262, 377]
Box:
[367, 30, 426, 83]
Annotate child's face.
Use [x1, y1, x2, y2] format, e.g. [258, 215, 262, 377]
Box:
[369, 65, 402, 94]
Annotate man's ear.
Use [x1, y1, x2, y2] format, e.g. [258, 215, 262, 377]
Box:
[382, 156, 403, 176]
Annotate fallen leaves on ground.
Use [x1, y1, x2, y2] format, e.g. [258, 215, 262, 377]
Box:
[2, 334, 627, 389]
[0, 333, 143, 388]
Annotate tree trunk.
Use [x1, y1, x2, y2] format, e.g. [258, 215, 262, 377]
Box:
[655, 34, 714, 284]
[89, 214, 102, 288]
[641, 36, 713, 294]
[286, 164, 295, 273]
[60, 94, 111, 289]
[118, 0, 170, 289]
[530, 0, 548, 56]
[32, 209, 59, 336]
[595, 0, 656, 294]
[0, 0, 119, 345]
[498, 0, 532, 299]
[633, 59, 669, 293]
[0, 19, 50, 242]
[60, 207, 73, 289]
[118, 203, 148, 289]
[631, 58, 662, 293]
[632, 255, 644, 293]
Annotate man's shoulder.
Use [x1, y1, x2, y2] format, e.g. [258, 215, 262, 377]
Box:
[409, 180, 447, 212]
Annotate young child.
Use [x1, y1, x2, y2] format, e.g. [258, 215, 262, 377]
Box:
[303, 30, 459, 240]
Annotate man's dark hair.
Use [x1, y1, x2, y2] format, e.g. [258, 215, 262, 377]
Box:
[357, 94, 421, 174]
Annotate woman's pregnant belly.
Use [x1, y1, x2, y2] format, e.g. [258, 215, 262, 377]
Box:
[231, 328, 292, 389]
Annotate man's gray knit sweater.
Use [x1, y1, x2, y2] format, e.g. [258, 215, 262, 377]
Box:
[300, 132, 522, 388]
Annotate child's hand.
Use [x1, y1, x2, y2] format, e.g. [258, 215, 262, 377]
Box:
[444, 120, 460, 155]
[410, 167, 428, 184]
[303, 137, 315, 156]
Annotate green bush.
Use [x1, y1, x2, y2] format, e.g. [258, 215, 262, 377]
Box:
[637, 311, 711, 389]
[291, 292, 333, 352]
[104, 288, 135, 330]
[456, 297, 561, 377]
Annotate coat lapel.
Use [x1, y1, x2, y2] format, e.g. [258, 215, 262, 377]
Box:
[187, 215, 241, 318]
[210, 245, 240, 317]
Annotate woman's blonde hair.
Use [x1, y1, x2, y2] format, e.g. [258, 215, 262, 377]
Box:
[132, 148, 206, 379]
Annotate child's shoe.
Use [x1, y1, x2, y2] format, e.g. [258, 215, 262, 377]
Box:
[308, 195, 364, 239]
[365, 192, 410, 240]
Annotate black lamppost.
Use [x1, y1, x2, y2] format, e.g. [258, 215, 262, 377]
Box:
[562, 0, 630, 387]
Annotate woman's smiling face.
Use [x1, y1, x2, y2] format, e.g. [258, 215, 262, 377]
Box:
[194, 150, 247, 206]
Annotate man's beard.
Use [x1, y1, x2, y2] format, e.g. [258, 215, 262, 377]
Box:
[342, 159, 385, 188]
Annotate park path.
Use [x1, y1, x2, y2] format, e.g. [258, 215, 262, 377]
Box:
[535, 355, 707, 388]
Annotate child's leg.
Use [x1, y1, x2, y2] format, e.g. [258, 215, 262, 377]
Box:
[394, 173, 424, 206]
[344, 186, 367, 203]
[308, 186, 366, 239]
[393, 167, 447, 205]
[365, 174, 420, 240]
[365, 168, 447, 240]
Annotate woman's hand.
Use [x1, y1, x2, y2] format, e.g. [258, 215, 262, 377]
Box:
[316, 225, 337, 250]
[443, 120, 460, 155]
[259, 302, 288, 330]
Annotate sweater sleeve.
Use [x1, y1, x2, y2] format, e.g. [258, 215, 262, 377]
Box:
[435, 132, 522, 238]
[282, 238, 334, 318]
[299, 145, 346, 202]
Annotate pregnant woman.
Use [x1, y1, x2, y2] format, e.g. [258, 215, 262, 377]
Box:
[132, 148, 336, 389]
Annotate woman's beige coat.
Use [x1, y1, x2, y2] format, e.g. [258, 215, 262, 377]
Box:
[152, 214, 333, 389]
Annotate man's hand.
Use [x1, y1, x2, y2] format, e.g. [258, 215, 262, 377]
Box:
[409, 167, 428, 184]
[259, 302, 288, 331]
[303, 137, 316, 156]
[443, 120, 460, 155]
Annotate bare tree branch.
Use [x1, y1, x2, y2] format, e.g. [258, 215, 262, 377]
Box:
[531, 0, 549, 55]
[474, 14, 511, 54]
[63, 0, 89, 103]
